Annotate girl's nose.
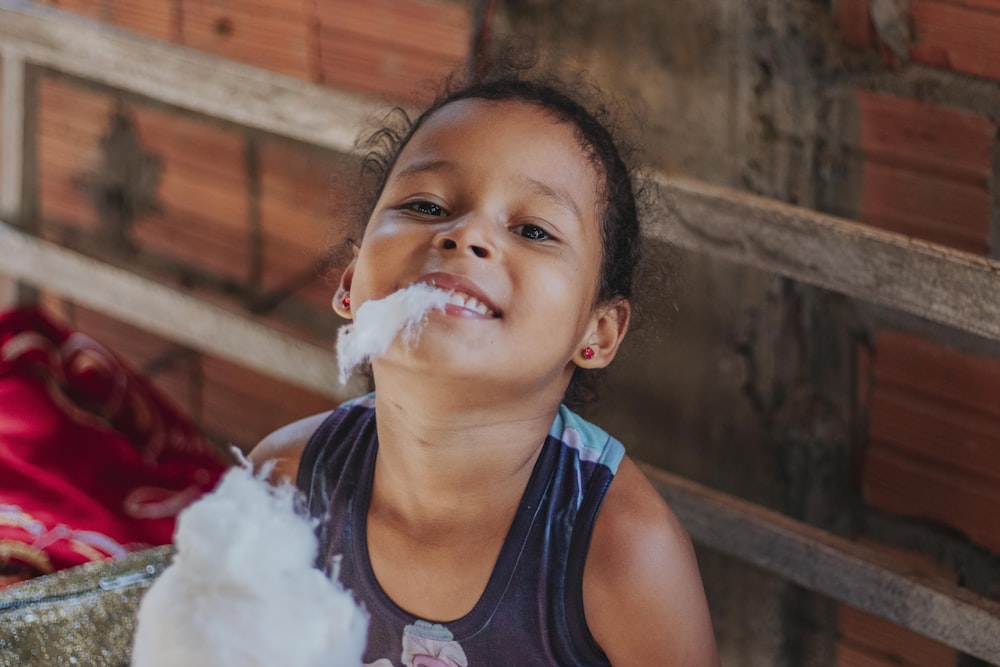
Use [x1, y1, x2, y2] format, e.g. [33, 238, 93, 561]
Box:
[435, 215, 493, 259]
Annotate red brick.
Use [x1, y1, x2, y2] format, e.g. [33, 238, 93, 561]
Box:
[258, 139, 355, 308]
[856, 91, 995, 185]
[128, 104, 252, 282]
[180, 0, 315, 80]
[314, 0, 469, 56]
[864, 446, 1000, 553]
[862, 331, 1000, 554]
[909, 0, 1000, 81]
[856, 92, 994, 255]
[110, 0, 176, 42]
[858, 162, 990, 254]
[37, 76, 115, 234]
[199, 354, 333, 451]
[315, 0, 470, 101]
[838, 0, 873, 48]
[872, 330, 1000, 424]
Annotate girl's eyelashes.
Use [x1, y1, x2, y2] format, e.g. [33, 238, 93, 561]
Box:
[395, 197, 557, 242]
[402, 200, 448, 217]
[511, 223, 552, 241]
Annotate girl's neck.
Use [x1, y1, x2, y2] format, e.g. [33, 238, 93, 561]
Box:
[368, 374, 564, 529]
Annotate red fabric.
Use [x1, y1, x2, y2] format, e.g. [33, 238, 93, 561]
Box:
[0, 307, 228, 587]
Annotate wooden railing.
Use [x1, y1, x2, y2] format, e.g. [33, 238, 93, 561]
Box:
[2, 0, 999, 661]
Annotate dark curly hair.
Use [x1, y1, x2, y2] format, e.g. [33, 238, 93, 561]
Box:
[350, 70, 644, 410]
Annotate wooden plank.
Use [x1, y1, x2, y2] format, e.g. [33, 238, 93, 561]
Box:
[0, 49, 24, 221]
[651, 174, 1000, 342]
[638, 461, 1000, 663]
[0, 221, 360, 402]
[0, 0, 381, 154]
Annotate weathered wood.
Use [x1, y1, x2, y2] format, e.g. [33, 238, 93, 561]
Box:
[0, 0, 382, 154]
[0, 49, 25, 221]
[639, 461, 1000, 663]
[0, 221, 359, 401]
[652, 174, 1000, 342]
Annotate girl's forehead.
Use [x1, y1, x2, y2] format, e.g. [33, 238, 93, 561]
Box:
[393, 99, 599, 190]
[408, 98, 580, 155]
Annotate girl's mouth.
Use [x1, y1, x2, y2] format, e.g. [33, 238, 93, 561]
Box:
[445, 291, 498, 318]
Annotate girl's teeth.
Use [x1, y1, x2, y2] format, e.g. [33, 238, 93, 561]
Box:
[447, 291, 494, 317]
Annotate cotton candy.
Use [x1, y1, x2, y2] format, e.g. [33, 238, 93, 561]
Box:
[131, 461, 368, 667]
[336, 284, 450, 385]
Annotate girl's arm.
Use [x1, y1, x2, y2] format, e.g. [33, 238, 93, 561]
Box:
[583, 457, 721, 667]
[248, 411, 332, 484]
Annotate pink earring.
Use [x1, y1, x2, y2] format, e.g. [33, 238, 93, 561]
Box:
[341, 295, 351, 310]
[583, 346, 595, 360]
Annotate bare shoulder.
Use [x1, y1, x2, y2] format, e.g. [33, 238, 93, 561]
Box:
[583, 456, 720, 666]
[247, 411, 332, 484]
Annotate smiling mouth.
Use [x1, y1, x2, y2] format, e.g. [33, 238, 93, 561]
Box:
[446, 290, 500, 318]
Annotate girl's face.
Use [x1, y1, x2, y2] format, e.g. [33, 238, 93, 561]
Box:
[344, 98, 617, 400]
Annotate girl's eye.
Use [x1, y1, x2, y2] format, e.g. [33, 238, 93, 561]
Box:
[403, 201, 447, 217]
[512, 223, 550, 241]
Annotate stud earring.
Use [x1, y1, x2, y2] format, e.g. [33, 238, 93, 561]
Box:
[341, 295, 351, 310]
[583, 346, 595, 360]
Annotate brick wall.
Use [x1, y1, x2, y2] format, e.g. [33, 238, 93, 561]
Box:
[838, 0, 1000, 79]
[854, 90, 994, 255]
[836, 5, 1000, 660]
[35, 0, 471, 100]
[33, 71, 356, 449]
[840, 0, 1000, 551]
[859, 331, 1000, 555]
[25, 0, 472, 449]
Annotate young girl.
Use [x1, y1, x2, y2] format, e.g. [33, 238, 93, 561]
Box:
[250, 72, 720, 666]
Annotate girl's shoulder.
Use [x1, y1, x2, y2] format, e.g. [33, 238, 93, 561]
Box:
[249, 394, 376, 483]
[583, 455, 720, 665]
[248, 411, 334, 484]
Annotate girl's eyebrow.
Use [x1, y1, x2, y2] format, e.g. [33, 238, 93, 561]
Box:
[392, 158, 457, 181]
[516, 174, 582, 222]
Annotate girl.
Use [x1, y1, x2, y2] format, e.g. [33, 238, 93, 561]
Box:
[250, 72, 720, 666]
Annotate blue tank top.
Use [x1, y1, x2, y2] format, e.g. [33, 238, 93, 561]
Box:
[296, 395, 625, 666]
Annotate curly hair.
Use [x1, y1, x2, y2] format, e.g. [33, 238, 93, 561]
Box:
[349, 68, 644, 411]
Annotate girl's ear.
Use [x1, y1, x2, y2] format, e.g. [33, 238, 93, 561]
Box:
[576, 298, 631, 369]
[332, 261, 357, 320]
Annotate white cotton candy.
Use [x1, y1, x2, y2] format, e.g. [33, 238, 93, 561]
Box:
[131, 462, 368, 667]
[336, 283, 450, 385]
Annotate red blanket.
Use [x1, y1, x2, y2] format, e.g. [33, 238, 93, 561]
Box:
[0, 307, 228, 587]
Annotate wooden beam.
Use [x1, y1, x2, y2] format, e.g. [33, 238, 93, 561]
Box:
[0, 0, 381, 154]
[0, 48, 25, 221]
[639, 462, 1000, 663]
[652, 175, 1000, 342]
[0, 222, 360, 401]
